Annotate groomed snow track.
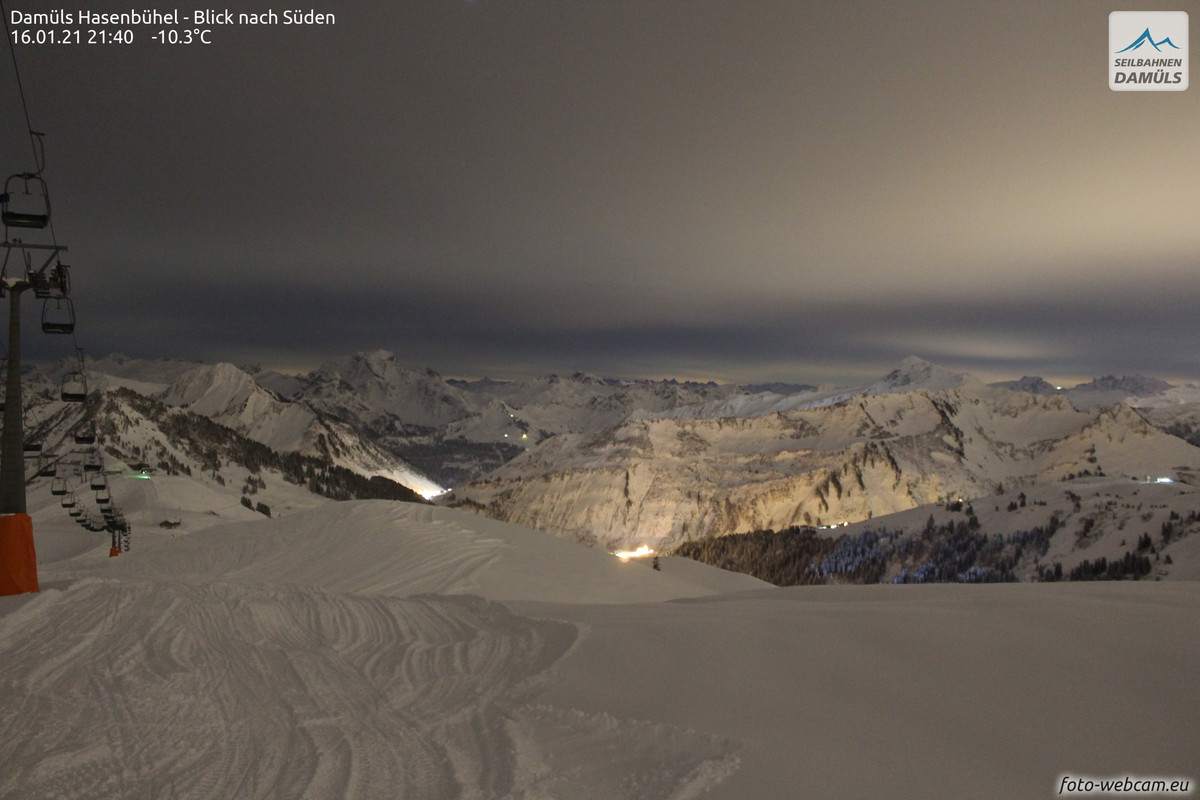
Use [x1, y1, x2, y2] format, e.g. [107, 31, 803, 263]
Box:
[0, 579, 576, 799]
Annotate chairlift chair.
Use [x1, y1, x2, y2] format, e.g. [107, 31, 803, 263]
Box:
[23, 440, 41, 453]
[37, 458, 55, 477]
[61, 491, 77, 508]
[90, 473, 107, 491]
[82, 451, 102, 473]
[2, 173, 51, 229]
[95, 489, 112, 506]
[68, 507, 81, 517]
[73, 423, 96, 445]
[41, 297, 75, 334]
[51, 477, 68, 495]
[61, 370, 87, 402]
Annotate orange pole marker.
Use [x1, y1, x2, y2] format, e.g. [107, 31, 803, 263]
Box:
[0, 513, 39, 595]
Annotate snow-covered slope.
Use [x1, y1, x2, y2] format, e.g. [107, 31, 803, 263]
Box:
[159, 362, 444, 497]
[161, 362, 316, 452]
[67, 356, 446, 499]
[2, 500, 1195, 799]
[1065, 374, 1174, 410]
[74, 501, 768, 604]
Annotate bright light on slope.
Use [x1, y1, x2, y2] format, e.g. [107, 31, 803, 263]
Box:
[613, 545, 655, 560]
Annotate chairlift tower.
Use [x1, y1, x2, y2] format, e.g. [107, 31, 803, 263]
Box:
[0, 244, 66, 512]
[1, 270, 29, 514]
[1, 28, 78, 592]
[0, 179, 68, 594]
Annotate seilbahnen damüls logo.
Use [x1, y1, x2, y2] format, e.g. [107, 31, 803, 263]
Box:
[1109, 11, 1188, 91]
[1116, 27, 1182, 54]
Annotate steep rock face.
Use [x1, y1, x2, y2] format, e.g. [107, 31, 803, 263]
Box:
[452, 382, 1200, 550]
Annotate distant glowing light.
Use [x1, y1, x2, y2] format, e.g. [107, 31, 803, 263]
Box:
[613, 545, 655, 560]
[419, 487, 450, 499]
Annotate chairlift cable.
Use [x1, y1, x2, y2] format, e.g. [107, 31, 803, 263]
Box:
[1, 0, 62, 255]
[0, 0, 46, 176]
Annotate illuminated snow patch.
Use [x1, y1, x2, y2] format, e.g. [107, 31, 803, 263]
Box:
[613, 545, 655, 560]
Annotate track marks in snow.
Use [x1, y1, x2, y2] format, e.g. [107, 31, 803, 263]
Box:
[507, 706, 741, 800]
[0, 580, 574, 800]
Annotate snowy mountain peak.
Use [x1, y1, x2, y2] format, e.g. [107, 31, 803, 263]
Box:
[316, 349, 405, 383]
[162, 362, 259, 413]
[362, 348, 398, 376]
[867, 356, 966, 395]
[304, 351, 474, 430]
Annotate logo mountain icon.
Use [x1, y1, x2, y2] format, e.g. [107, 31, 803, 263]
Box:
[1115, 27, 1182, 53]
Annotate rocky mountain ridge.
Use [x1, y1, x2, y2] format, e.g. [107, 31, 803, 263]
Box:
[20, 352, 1200, 577]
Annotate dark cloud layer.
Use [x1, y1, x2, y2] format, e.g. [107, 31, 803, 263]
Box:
[3, 1, 1198, 384]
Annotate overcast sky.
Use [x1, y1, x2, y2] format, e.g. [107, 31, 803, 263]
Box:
[2, 0, 1197, 385]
